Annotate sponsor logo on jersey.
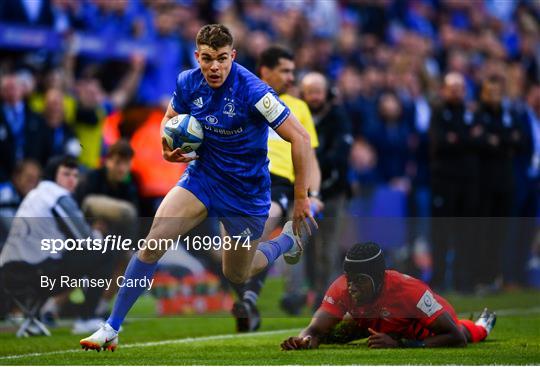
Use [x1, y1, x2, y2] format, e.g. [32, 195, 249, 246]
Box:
[206, 115, 219, 125]
[416, 290, 442, 317]
[203, 124, 243, 136]
[323, 295, 335, 305]
[255, 92, 285, 123]
[239, 227, 253, 238]
[223, 102, 236, 117]
[192, 97, 203, 108]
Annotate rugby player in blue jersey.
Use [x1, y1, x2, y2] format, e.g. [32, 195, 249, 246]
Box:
[80, 24, 315, 351]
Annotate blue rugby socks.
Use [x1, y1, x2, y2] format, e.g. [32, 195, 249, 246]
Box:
[243, 268, 269, 306]
[107, 255, 157, 332]
[257, 233, 294, 265]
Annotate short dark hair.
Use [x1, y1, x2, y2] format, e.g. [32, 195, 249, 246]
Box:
[43, 155, 78, 181]
[12, 159, 41, 178]
[196, 24, 233, 49]
[106, 139, 134, 160]
[257, 46, 294, 73]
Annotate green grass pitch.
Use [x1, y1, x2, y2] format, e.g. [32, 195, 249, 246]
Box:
[0, 279, 539, 365]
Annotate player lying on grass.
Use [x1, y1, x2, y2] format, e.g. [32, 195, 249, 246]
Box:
[281, 242, 496, 350]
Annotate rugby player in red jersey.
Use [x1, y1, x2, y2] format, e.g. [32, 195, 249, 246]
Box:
[281, 242, 496, 350]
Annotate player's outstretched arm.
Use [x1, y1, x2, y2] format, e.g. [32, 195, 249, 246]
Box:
[281, 310, 340, 350]
[275, 115, 317, 236]
[160, 101, 198, 163]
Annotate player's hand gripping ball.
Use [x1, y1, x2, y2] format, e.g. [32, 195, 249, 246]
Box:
[162, 114, 204, 157]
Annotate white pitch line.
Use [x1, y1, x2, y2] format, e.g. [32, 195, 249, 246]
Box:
[473, 306, 540, 316]
[0, 328, 299, 361]
[2, 306, 540, 361]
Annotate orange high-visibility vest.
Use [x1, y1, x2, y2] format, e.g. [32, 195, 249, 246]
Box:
[102, 109, 186, 198]
[130, 110, 186, 198]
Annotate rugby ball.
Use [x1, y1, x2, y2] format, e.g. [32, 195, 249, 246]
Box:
[162, 114, 204, 155]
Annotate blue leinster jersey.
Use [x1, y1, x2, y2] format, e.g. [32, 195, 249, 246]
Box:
[171, 62, 290, 197]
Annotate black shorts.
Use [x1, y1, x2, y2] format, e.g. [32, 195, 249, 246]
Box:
[270, 173, 294, 214]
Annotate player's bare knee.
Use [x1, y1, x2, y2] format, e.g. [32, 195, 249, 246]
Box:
[138, 247, 163, 263]
[223, 267, 249, 284]
[227, 273, 249, 284]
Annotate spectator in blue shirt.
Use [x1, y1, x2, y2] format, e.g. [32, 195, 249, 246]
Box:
[136, 4, 184, 108]
[368, 92, 411, 189]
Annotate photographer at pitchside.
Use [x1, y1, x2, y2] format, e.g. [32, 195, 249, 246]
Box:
[0, 155, 115, 334]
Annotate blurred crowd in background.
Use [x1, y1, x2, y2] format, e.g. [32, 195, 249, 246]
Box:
[1, 0, 540, 323]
